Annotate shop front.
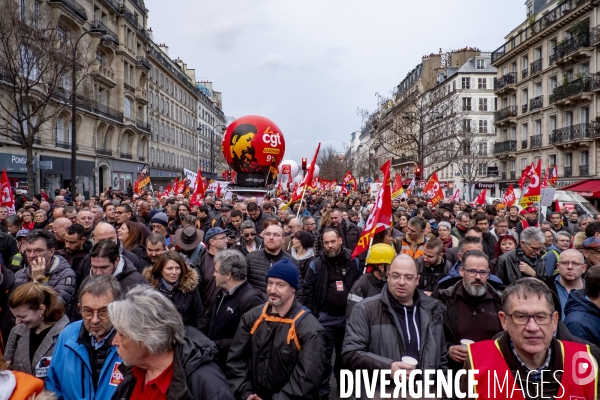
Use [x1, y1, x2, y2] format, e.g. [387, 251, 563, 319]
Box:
[110, 160, 146, 194]
[474, 182, 496, 198]
[561, 179, 600, 209]
[39, 156, 95, 198]
[150, 168, 180, 193]
[0, 153, 31, 191]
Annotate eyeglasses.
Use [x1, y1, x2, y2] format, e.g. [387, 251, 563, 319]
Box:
[304, 222, 316, 226]
[388, 273, 416, 282]
[81, 308, 109, 320]
[243, 232, 256, 238]
[462, 268, 490, 277]
[524, 243, 544, 252]
[508, 312, 553, 325]
[558, 261, 584, 267]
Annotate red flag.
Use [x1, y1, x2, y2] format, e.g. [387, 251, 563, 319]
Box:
[375, 177, 380, 183]
[423, 172, 444, 206]
[471, 189, 487, 206]
[216, 182, 222, 198]
[555, 199, 561, 213]
[189, 169, 204, 206]
[351, 160, 393, 259]
[520, 159, 541, 208]
[391, 174, 404, 200]
[450, 189, 461, 203]
[518, 163, 534, 191]
[163, 183, 171, 197]
[0, 170, 15, 214]
[284, 143, 321, 209]
[503, 184, 516, 207]
[176, 178, 186, 195]
[171, 177, 179, 195]
[541, 167, 549, 188]
[549, 165, 558, 187]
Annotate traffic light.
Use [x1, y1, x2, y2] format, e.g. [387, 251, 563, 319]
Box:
[415, 166, 422, 180]
[301, 158, 307, 171]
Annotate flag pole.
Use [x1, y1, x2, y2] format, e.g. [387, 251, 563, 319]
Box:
[296, 184, 309, 218]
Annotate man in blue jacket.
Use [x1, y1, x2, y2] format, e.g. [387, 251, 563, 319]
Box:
[564, 264, 600, 347]
[46, 275, 123, 400]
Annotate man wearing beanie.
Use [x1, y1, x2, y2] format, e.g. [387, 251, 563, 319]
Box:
[304, 228, 361, 399]
[227, 258, 326, 400]
[150, 212, 171, 246]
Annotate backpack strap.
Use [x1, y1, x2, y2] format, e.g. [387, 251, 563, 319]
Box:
[249, 304, 309, 350]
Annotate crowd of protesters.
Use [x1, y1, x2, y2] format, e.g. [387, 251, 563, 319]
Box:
[1, 185, 600, 399]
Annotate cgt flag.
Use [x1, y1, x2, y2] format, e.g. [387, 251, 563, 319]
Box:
[351, 160, 393, 259]
[449, 188, 461, 203]
[283, 143, 321, 209]
[503, 184, 516, 207]
[391, 173, 404, 200]
[134, 166, 151, 194]
[471, 189, 487, 206]
[423, 172, 444, 206]
[520, 159, 542, 208]
[0, 170, 15, 214]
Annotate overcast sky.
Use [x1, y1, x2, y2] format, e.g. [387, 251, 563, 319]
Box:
[145, 0, 524, 164]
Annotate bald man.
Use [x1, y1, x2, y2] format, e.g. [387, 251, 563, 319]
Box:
[51, 217, 72, 250]
[545, 248, 587, 319]
[52, 207, 64, 221]
[39, 201, 51, 214]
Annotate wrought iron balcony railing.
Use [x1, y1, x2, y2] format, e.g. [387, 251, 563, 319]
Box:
[550, 123, 592, 144]
[522, 104, 528, 114]
[494, 105, 518, 122]
[553, 32, 590, 61]
[530, 95, 543, 111]
[530, 59, 542, 75]
[494, 72, 517, 91]
[521, 139, 528, 149]
[564, 166, 572, 177]
[522, 68, 528, 80]
[530, 134, 543, 148]
[49, 0, 87, 21]
[120, 152, 133, 160]
[493, 140, 517, 154]
[95, 148, 112, 156]
[549, 77, 592, 103]
[91, 20, 119, 44]
[580, 165, 589, 175]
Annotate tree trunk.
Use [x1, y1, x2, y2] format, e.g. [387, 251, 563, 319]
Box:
[25, 140, 34, 194]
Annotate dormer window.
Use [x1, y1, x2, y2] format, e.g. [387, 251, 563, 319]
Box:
[476, 59, 486, 70]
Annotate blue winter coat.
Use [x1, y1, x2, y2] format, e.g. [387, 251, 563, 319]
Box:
[45, 321, 123, 400]
[564, 289, 600, 348]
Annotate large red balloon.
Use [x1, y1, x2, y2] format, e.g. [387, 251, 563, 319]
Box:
[222, 115, 285, 176]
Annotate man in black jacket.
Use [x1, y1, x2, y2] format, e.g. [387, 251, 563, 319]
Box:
[109, 286, 234, 400]
[191, 227, 228, 312]
[248, 201, 269, 235]
[321, 210, 360, 252]
[57, 223, 93, 272]
[0, 264, 15, 354]
[0, 230, 18, 271]
[205, 249, 264, 370]
[304, 228, 361, 399]
[245, 224, 296, 293]
[434, 250, 503, 372]
[416, 238, 452, 295]
[227, 258, 326, 400]
[475, 212, 498, 260]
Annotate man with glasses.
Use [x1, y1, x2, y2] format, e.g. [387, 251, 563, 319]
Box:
[451, 212, 470, 240]
[245, 224, 295, 294]
[47, 275, 124, 400]
[544, 249, 586, 319]
[496, 227, 547, 286]
[490, 216, 518, 242]
[542, 231, 572, 277]
[15, 229, 75, 307]
[435, 250, 503, 371]
[342, 254, 448, 396]
[465, 278, 600, 398]
[235, 220, 263, 256]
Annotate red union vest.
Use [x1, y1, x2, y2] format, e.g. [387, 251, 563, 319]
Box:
[468, 339, 597, 400]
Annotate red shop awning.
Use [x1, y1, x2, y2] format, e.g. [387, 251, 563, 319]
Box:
[560, 179, 600, 199]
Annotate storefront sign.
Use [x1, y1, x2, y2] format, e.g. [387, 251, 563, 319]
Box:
[39, 161, 53, 170]
[475, 182, 496, 189]
[0, 153, 30, 173]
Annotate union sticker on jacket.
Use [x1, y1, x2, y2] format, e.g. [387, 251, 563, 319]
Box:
[110, 362, 124, 386]
[336, 281, 344, 291]
[35, 356, 52, 378]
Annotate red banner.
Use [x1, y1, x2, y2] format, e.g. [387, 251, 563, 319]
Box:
[472, 189, 487, 206]
[189, 169, 204, 206]
[284, 143, 321, 209]
[0, 170, 15, 214]
[520, 159, 541, 208]
[503, 184, 516, 207]
[351, 160, 393, 259]
[423, 172, 444, 206]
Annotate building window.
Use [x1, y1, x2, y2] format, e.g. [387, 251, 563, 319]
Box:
[462, 97, 471, 111]
[564, 153, 572, 167]
[462, 77, 471, 89]
[476, 59, 486, 70]
[479, 120, 488, 133]
[580, 151, 589, 167]
[478, 143, 487, 156]
[535, 120, 541, 135]
[521, 124, 528, 141]
[478, 98, 487, 111]
[478, 163, 486, 175]
[548, 154, 556, 168]
[477, 78, 487, 89]
[124, 97, 132, 119]
[521, 158, 528, 171]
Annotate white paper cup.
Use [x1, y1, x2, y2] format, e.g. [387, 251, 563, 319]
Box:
[461, 339, 474, 348]
[401, 356, 418, 367]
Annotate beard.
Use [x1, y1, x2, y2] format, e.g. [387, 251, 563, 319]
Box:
[268, 295, 283, 307]
[465, 280, 486, 297]
[326, 248, 341, 258]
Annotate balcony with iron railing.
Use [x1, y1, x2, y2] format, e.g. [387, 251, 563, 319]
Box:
[591, 24, 600, 46]
[120, 152, 133, 160]
[580, 165, 589, 175]
[521, 139, 528, 149]
[136, 119, 151, 133]
[136, 56, 150, 70]
[91, 20, 119, 44]
[522, 104, 528, 114]
[510, 171, 516, 180]
[95, 148, 112, 156]
[550, 123, 592, 145]
[99, 0, 120, 13]
[494, 105, 518, 123]
[522, 68, 528, 80]
[494, 72, 517, 92]
[549, 77, 593, 104]
[530, 95, 543, 111]
[491, 0, 579, 64]
[530, 59, 543, 75]
[530, 134, 543, 148]
[120, 7, 142, 30]
[55, 140, 78, 150]
[52, 89, 123, 122]
[48, 0, 87, 21]
[553, 32, 591, 65]
[564, 166, 572, 177]
[494, 140, 517, 154]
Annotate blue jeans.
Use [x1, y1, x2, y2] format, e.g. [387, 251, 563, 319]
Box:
[318, 312, 346, 397]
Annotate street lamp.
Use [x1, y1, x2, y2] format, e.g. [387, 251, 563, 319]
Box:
[197, 124, 226, 179]
[68, 31, 115, 198]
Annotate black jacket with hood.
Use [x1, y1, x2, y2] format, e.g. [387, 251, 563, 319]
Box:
[143, 266, 204, 330]
[112, 326, 234, 400]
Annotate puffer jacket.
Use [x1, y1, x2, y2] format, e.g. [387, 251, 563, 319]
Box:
[245, 249, 296, 294]
[226, 300, 326, 400]
[346, 272, 386, 317]
[564, 289, 600, 347]
[342, 285, 448, 372]
[0, 264, 16, 354]
[143, 267, 204, 329]
[112, 326, 233, 400]
[303, 248, 361, 316]
[495, 245, 546, 286]
[4, 314, 70, 380]
[14, 255, 76, 308]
